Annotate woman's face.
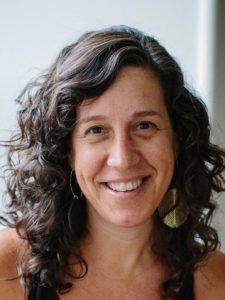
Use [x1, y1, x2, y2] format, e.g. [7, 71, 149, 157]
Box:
[70, 66, 175, 229]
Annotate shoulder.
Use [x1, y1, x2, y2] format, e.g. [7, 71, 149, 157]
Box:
[195, 250, 225, 300]
[0, 227, 22, 278]
[0, 228, 26, 300]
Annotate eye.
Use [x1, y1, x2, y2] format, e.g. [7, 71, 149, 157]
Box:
[137, 121, 154, 130]
[88, 126, 103, 134]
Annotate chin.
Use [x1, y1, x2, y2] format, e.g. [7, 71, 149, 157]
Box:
[107, 212, 153, 228]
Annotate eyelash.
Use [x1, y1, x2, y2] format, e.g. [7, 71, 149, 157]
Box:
[85, 121, 156, 136]
[86, 126, 104, 135]
[136, 121, 155, 130]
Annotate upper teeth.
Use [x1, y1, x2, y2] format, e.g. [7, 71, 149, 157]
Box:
[107, 179, 142, 192]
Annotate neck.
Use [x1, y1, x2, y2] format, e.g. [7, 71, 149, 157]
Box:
[81, 210, 159, 276]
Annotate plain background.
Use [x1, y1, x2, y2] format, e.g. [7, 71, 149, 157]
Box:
[0, 0, 224, 250]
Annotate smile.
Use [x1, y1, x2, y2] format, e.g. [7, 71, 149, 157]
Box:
[106, 179, 144, 192]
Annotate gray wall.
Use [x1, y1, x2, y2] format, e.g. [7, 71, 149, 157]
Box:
[211, 0, 225, 250]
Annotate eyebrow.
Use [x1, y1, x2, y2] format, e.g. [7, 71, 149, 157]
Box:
[133, 110, 162, 118]
[77, 115, 107, 125]
[77, 110, 162, 125]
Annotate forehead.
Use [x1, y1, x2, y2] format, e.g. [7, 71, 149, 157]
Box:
[77, 66, 167, 118]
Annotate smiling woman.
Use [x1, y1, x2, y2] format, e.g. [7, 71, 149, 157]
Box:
[1, 25, 225, 300]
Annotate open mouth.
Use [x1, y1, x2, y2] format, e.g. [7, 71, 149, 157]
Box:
[105, 178, 146, 192]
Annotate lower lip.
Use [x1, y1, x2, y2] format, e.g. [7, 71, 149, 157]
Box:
[102, 179, 147, 200]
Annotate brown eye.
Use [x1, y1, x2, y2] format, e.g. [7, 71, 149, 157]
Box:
[89, 126, 103, 134]
[138, 122, 154, 130]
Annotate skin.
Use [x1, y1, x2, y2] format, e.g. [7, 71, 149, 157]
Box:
[0, 66, 225, 299]
[0, 229, 26, 300]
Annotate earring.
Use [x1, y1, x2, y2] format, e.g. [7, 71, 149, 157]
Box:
[158, 188, 189, 228]
[70, 170, 79, 200]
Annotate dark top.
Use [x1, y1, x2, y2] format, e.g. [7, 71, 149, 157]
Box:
[28, 273, 195, 300]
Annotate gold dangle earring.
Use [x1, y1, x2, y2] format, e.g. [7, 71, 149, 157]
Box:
[158, 188, 189, 229]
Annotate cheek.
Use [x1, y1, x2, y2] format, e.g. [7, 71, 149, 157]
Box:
[144, 138, 175, 190]
[156, 146, 175, 166]
[145, 137, 175, 165]
[73, 144, 103, 183]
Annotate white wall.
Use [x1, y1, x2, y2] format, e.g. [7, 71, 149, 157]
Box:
[0, 0, 224, 249]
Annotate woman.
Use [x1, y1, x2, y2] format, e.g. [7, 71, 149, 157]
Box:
[0, 25, 225, 300]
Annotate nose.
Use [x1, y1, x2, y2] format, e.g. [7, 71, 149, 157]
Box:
[107, 134, 140, 169]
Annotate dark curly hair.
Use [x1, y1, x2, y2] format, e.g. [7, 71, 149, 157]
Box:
[1, 25, 225, 299]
